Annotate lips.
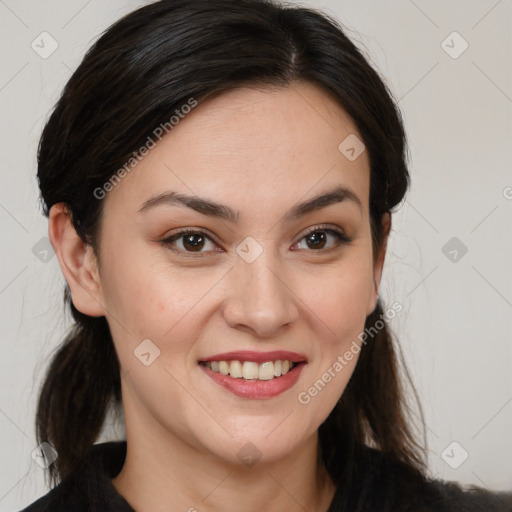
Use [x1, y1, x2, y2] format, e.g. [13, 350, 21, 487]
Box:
[199, 350, 307, 364]
[198, 350, 307, 399]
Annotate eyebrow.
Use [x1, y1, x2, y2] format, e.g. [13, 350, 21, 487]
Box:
[137, 185, 362, 221]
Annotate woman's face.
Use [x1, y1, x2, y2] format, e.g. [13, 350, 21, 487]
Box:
[92, 82, 385, 465]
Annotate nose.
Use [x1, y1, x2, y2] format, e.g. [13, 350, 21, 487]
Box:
[221, 251, 300, 338]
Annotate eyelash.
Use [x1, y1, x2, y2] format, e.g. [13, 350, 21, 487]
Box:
[160, 224, 351, 257]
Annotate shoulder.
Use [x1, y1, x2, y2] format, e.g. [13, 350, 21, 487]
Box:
[19, 441, 133, 512]
[346, 445, 512, 511]
[420, 478, 512, 511]
[19, 477, 82, 512]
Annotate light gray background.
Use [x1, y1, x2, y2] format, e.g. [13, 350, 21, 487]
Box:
[1, 0, 511, 510]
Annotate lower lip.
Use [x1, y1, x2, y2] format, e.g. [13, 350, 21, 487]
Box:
[199, 362, 306, 399]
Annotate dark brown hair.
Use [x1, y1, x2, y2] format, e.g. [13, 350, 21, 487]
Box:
[36, 0, 426, 501]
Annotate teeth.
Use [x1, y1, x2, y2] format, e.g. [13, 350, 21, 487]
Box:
[259, 361, 274, 380]
[218, 361, 229, 376]
[203, 359, 297, 381]
[230, 360, 243, 378]
[242, 361, 259, 380]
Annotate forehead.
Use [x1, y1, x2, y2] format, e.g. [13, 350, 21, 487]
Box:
[103, 82, 370, 217]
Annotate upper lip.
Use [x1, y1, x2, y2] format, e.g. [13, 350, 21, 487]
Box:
[199, 350, 307, 364]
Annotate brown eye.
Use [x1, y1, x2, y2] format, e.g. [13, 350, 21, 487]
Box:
[162, 230, 218, 253]
[182, 233, 206, 251]
[294, 228, 350, 251]
[305, 231, 327, 249]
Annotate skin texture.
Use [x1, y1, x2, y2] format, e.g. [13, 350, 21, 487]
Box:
[49, 82, 390, 512]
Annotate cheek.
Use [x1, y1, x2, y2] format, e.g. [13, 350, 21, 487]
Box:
[98, 244, 229, 366]
[99, 237, 179, 328]
[294, 263, 371, 428]
[293, 249, 373, 404]
[298, 255, 374, 340]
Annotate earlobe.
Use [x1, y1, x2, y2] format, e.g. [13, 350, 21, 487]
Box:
[48, 203, 105, 317]
[367, 212, 391, 315]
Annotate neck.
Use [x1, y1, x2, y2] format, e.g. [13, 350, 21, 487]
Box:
[112, 402, 336, 512]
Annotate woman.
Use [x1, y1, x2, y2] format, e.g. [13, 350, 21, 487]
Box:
[21, 0, 510, 510]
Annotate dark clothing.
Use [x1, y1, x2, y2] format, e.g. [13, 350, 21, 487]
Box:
[21, 443, 133, 512]
[20, 441, 511, 511]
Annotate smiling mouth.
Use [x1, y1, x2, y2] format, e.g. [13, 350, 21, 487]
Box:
[199, 359, 303, 381]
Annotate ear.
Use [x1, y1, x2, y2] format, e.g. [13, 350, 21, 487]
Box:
[48, 203, 105, 317]
[367, 212, 391, 315]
